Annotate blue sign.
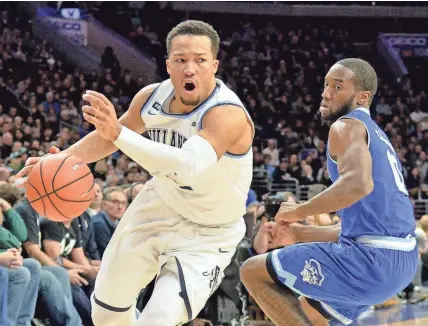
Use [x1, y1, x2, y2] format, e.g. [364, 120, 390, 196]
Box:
[384, 33, 428, 57]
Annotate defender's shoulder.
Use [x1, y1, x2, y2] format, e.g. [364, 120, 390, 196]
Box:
[330, 118, 367, 140]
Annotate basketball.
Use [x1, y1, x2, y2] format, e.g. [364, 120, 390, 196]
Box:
[25, 153, 95, 222]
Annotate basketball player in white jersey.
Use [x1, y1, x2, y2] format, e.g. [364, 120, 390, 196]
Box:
[17, 20, 254, 325]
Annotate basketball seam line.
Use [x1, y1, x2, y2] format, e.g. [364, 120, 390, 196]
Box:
[29, 155, 94, 204]
[39, 156, 81, 220]
[27, 178, 46, 217]
[52, 155, 94, 203]
[52, 154, 95, 202]
[29, 172, 94, 204]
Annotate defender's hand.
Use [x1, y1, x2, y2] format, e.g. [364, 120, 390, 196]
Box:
[275, 198, 305, 224]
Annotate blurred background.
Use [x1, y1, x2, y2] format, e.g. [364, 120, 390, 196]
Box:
[1, 1, 428, 326]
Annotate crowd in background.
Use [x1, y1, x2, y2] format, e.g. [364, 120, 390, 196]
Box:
[1, 1, 428, 325]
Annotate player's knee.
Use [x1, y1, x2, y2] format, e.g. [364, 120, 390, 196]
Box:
[91, 293, 133, 326]
[240, 256, 259, 284]
[240, 255, 270, 287]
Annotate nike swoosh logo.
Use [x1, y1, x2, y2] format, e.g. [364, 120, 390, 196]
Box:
[148, 110, 157, 115]
[219, 248, 231, 253]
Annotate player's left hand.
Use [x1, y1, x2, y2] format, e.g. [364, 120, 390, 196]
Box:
[275, 198, 305, 224]
[82, 90, 122, 142]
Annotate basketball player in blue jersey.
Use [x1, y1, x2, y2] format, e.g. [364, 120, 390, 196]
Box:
[240, 58, 418, 326]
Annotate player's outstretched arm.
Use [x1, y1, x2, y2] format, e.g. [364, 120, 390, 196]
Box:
[107, 105, 250, 183]
[276, 119, 374, 223]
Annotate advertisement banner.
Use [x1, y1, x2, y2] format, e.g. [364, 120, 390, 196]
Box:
[383, 33, 428, 57]
[37, 9, 88, 46]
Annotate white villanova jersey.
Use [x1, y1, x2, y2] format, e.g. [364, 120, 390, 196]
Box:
[140, 78, 253, 226]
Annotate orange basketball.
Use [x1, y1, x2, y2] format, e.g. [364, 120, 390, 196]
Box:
[26, 153, 95, 222]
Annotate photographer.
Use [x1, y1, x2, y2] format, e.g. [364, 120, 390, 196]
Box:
[252, 193, 301, 255]
[252, 193, 339, 255]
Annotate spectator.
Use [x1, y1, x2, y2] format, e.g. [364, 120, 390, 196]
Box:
[271, 158, 290, 184]
[101, 46, 121, 80]
[75, 183, 103, 266]
[262, 139, 279, 166]
[14, 198, 82, 326]
[41, 218, 96, 326]
[300, 163, 315, 186]
[287, 154, 301, 180]
[406, 167, 420, 198]
[93, 187, 127, 258]
[0, 184, 81, 326]
[127, 181, 145, 202]
[0, 266, 7, 325]
[0, 249, 40, 326]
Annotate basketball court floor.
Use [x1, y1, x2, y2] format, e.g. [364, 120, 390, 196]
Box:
[353, 301, 428, 325]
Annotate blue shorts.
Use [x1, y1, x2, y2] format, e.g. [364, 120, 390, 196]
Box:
[266, 237, 418, 325]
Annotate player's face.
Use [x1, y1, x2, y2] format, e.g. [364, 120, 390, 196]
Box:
[320, 64, 358, 122]
[166, 35, 219, 107]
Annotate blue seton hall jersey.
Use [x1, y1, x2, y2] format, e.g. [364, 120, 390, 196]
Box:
[327, 108, 415, 239]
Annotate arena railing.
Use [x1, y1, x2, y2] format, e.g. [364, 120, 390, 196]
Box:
[414, 200, 428, 219]
[171, 2, 428, 18]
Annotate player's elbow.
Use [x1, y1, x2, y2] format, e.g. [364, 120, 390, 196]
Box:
[363, 178, 374, 196]
[353, 176, 374, 197]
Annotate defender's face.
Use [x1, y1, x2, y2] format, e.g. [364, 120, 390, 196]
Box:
[166, 35, 219, 107]
[320, 64, 357, 122]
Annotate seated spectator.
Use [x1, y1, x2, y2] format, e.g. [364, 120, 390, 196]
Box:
[262, 139, 280, 166]
[14, 198, 82, 326]
[41, 217, 97, 326]
[0, 266, 6, 325]
[300, 163, 315, 186]
[87, 179, 104, 217]
[75, 182, 102, 266]
[0, 185, 81, 326]
[93, 187, 128, 258]
[271, 159, 290, 184]
[0, 248, 40, 326]
[406, 167, 420, 198]
[127, 181, 145, 202]
[287, 154, 302, 180]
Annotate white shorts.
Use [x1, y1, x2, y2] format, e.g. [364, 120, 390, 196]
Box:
[94, 182, 246, 321]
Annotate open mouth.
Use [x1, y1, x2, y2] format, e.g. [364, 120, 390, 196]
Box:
[184, 82, 196, 92]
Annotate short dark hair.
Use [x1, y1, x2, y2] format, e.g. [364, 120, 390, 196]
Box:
[336, 58, 378, 104]
[166, 20, 220, 58]
[0, 184, 21, 206]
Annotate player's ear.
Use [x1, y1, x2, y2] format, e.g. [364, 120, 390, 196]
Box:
[358, 91, 371, 106]
[213, 59, 219, 75]
[166, 59, 171, 75]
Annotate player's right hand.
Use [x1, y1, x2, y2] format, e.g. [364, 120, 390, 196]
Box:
[14, 146, 61, 188]
[68, 269, 89, 286]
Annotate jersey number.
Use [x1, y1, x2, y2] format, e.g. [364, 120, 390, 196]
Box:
[386, 150, 408, 195]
